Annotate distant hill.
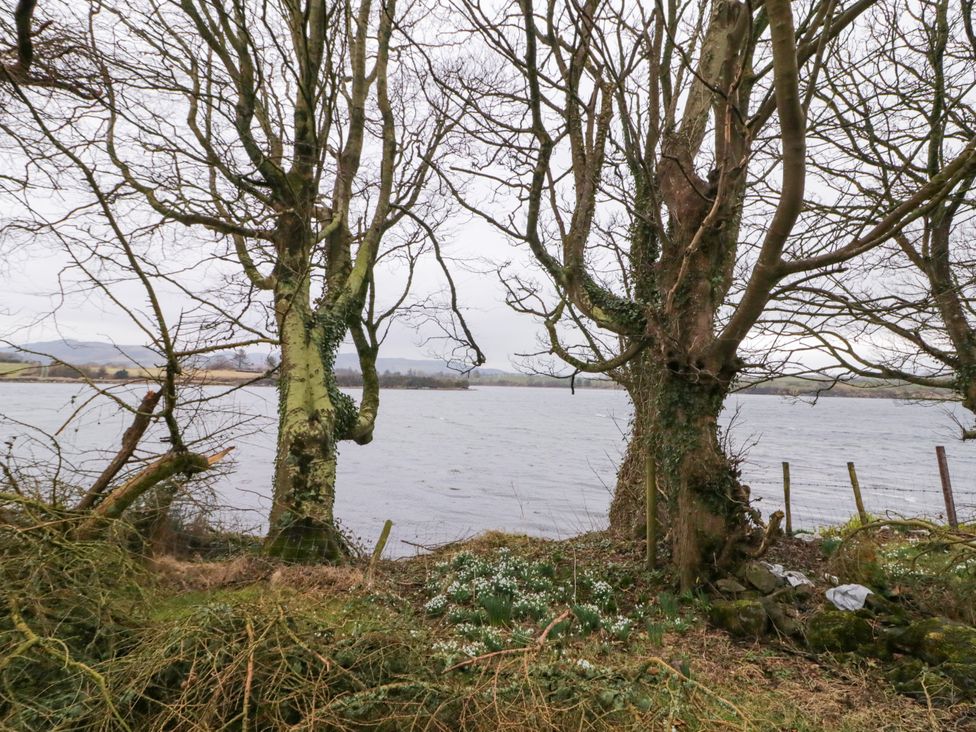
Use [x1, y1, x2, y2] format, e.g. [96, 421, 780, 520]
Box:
[1, 339, 508, 376]
[1, 340, 161, 367]
[334, 353, 507, 377]
[5, 340, 944, 399]
[739, 375, 945, 400]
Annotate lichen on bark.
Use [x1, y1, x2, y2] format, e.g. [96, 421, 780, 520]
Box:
[265, 299, 363, 562]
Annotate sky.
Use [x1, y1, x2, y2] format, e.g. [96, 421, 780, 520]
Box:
[0, 213, 547, 372]
[0, 0, 932, 379]
[0, 0, 553, 373]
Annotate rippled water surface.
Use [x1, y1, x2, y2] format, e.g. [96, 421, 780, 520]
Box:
[2, 382, 973, 553]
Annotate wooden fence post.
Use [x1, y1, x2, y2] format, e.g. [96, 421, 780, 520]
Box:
[935, 446, 959, 529]
[367, 520, 393, 587]
[782, 461, 792, 537]
[847, 462, 868, 525]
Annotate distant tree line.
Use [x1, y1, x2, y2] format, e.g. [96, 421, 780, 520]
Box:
[12, 363, 133, 380]
[334, 370, 469, 390]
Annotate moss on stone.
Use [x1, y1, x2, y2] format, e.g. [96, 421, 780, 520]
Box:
[888, 617, 976, 696]
[708, 598, 767, 638]
[806, 609, 874, 653]
[886, 657, 960, 705]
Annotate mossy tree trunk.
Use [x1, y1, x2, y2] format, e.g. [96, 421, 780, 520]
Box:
[265, 293, 351, 561]
[609, 353, 660, 540]
[651, 369, 755, 590]
[263, 207, 378, 561]
[610, 351, 756, 588]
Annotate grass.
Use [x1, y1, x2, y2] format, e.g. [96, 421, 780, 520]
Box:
[0, 510, 971, 731]
[0, 363, 264, 383]
[0, 362, 38, 378]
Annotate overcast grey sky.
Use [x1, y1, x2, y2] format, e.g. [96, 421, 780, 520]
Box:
[0, 212, 547, 371]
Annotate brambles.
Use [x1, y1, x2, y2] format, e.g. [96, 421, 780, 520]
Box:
[0, 499, 147, 730]
[828, 520, 976, 624]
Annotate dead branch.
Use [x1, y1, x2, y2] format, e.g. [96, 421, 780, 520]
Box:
[75, 389, 162, 511]
[74, 446, 233, 537]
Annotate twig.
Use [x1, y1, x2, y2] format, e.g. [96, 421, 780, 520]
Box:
[919, 674, 940, 732]
[647, 656, 750, 722]
[443, 609, 572, 673]
[400, 535, 474, 553]
[242, 619, 255, 732]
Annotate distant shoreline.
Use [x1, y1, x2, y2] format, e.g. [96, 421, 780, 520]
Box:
[0, 372, 952, 400]
[0, 375, 468, 391]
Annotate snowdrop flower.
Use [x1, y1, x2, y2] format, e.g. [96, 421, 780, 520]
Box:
[424, 594, 448, 615]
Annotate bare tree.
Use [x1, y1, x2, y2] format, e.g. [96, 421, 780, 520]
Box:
[0, 82, 238, 537]
[63, 0, 483, 560]
[771, 0, 976, 440]
[440, 0, 976, 587]
[231, 348, 249, 371]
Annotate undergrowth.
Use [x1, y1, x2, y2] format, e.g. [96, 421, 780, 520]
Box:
[0, 506, 966, 731]
[420, 547, 700, 666]
[826, 519, 976, 625]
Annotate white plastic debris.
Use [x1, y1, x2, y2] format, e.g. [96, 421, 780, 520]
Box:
[761, 562, 814, 589]
[825, 584, 874, 611]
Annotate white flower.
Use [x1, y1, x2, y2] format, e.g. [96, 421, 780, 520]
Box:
[424, 594, 448, 614]
[606, 616, 632, 637]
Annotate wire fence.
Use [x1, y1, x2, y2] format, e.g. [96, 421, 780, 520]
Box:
[745, 449, 974, 534]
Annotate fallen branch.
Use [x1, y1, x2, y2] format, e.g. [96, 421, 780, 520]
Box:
[75, 389, 162, 511]
[845, 517, 975, 542]
[749, 510, 784, 558]
[73, 447, 233, 537]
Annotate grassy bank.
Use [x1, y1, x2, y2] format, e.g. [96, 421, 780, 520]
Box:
[4, 507, 975, 731]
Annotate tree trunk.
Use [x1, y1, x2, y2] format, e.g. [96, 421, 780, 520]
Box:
[652, 370, 755, 590]
[608, 356, 659, 539]
[962, 378, 976, 440]
[264, 303, 353, 562]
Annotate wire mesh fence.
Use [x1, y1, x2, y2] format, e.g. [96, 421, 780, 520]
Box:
[744, 448, 974, 534]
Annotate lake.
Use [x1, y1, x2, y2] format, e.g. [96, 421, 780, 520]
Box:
[1, 382, 973, 554]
